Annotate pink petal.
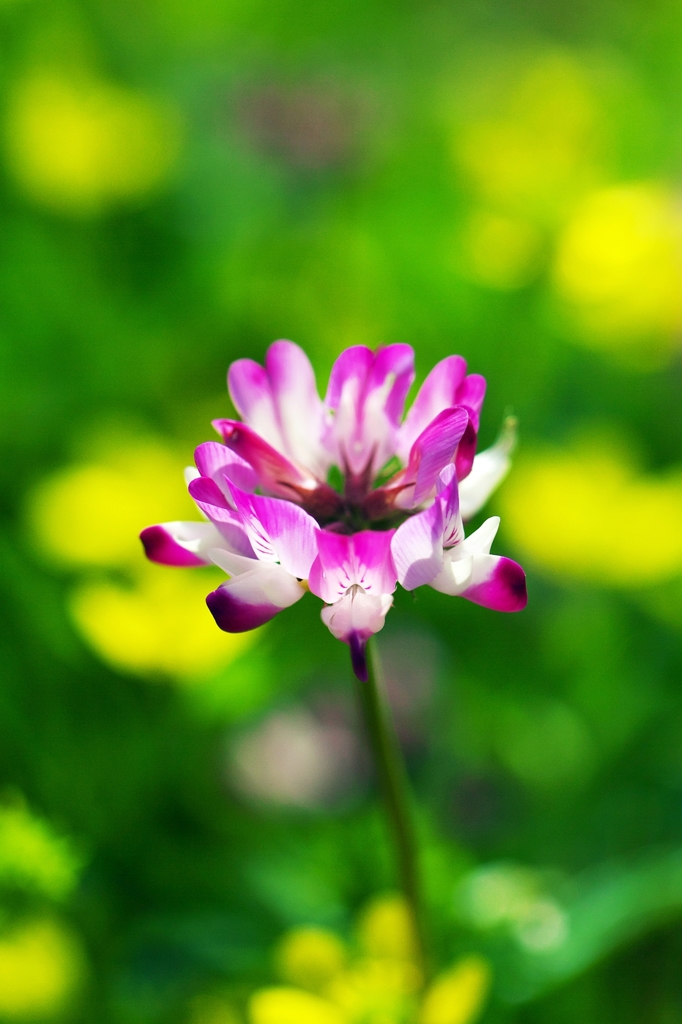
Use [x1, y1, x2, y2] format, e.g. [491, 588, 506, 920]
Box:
[187, 478, 255, 555]
[228, 357, 285, 453]
[403, 407, 469, 507]
[456, 373, 487, 431]
[365, 344, 415, 426]
[213, 419, 316, 500]
[194, 442, 258, 494]
[207, 562, 306, 632]
[140, 522, 220, 567]
[398, 355, 467, 460]
[454, 419, 478, 481]
[325, 344, 415, 477]
[266, 340, 329, 476]
[308, 531, 354, 603]
[325, 345, 374, 411]
[391, 503, 444, 590]
[350, 530, 397, 595]
[229, 341, 329, 478]
[228, 484, 319, 578]
[309, 530, 396, 603]
[436, 464, 464, 547]
[458, 555, 527, 612]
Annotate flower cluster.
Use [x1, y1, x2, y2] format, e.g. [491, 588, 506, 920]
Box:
[141, 342, 526, 679]
[243, 894, 491, 1024]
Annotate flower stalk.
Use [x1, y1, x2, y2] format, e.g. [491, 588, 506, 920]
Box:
[355, 636, 429, 982]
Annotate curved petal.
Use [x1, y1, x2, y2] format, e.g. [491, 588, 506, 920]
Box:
[309, 530, 396, 603]
[455, 373, 487, 431]
[213, 419, 316, 500]
[320, 590, 393, 643]
[453, 419, 478, 481]
[194, 441, 258, 494]
[436, 554, 528, 611]
[228, 357, 285, 453]
[228, 485, 319, 578]
[398, 354, 467, 461]
[308, 532, 353, 603]
[325, 344, 415, 477]
[187, 478, 255, 555]
[459, 420, 515, 520]
[391, 502, 444, 590]
[140, 521, 221, 567]
[206, 562, 306, 632]
[229, 341, 329, 477]
[266, 340, 329, 476]
[456, 516, 500, 557]
[399, 407, 469, 508]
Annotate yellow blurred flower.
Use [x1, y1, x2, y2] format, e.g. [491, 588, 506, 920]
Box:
[250, 897, 491, 1024]
[328, 955, 420, 1023]
[454, 52, 604, 224]
[357, 894, 417, 962]
[0, 801, 82, 900]
[28, 430, 255, 680]
[554, 182, 682, 360]
[70, 560, 252, 679]
[499, 442, 682, 586]
[276, 927, 347, 993]
[0, 918, 84, 1018]
[419, 956, 491, 1024]
[5, 72, 180, 214]
[249, 987, 347, 1024]
[30, 438, 197, 569]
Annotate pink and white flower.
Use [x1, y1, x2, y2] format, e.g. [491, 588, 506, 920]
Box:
[141, 340, 526, 679]
[391, 465, 526, 612]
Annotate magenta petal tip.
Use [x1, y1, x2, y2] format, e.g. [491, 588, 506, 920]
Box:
[140, 526, 205, 568]
[206, 586, 280, 632]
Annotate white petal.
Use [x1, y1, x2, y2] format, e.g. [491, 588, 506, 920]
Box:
[459, 419, 516, 519]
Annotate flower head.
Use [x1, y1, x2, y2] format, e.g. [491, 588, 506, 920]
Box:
[141, 341, 526, 679]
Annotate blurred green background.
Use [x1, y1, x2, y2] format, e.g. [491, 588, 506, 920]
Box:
[2, 0, 682, 1021]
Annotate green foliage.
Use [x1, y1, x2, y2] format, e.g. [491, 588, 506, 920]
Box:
[1, 0, 682, 1021]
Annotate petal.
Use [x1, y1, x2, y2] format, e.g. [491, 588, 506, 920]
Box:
[456, 516, 500, 558]
[459, 420, 516, 520]
[206, 562, 306, 632]
[325, 345, 374, 411]
[455, 373, 487, 431]
[308, 532, 354, 603]
[325, 346, 374, 475]
[391, 502, 444, 590]
[228, 485, 319, 578]
[402, 407, 469, 507]
[194, 441, 258, 494]
[309, 529, 396, 603]
[187, 478, 255, 555]
[266, 340, 329, 476]
[228, 357, 285, 453]
[454, 419, 478, 481]
[460, 555, 528, 611]
[213, 419, 316, 500]
[436, 464, 464, 547]
[349, 530, 398, 595]
[140, 521, 220, 567]
[325, 345, 415, 476]
[398, 355, 467, 461]
[320, 590, 394, 644]
[366, 344, 415, 426]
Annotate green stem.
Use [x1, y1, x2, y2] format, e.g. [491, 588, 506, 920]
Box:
[355, 636, 429, 979]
